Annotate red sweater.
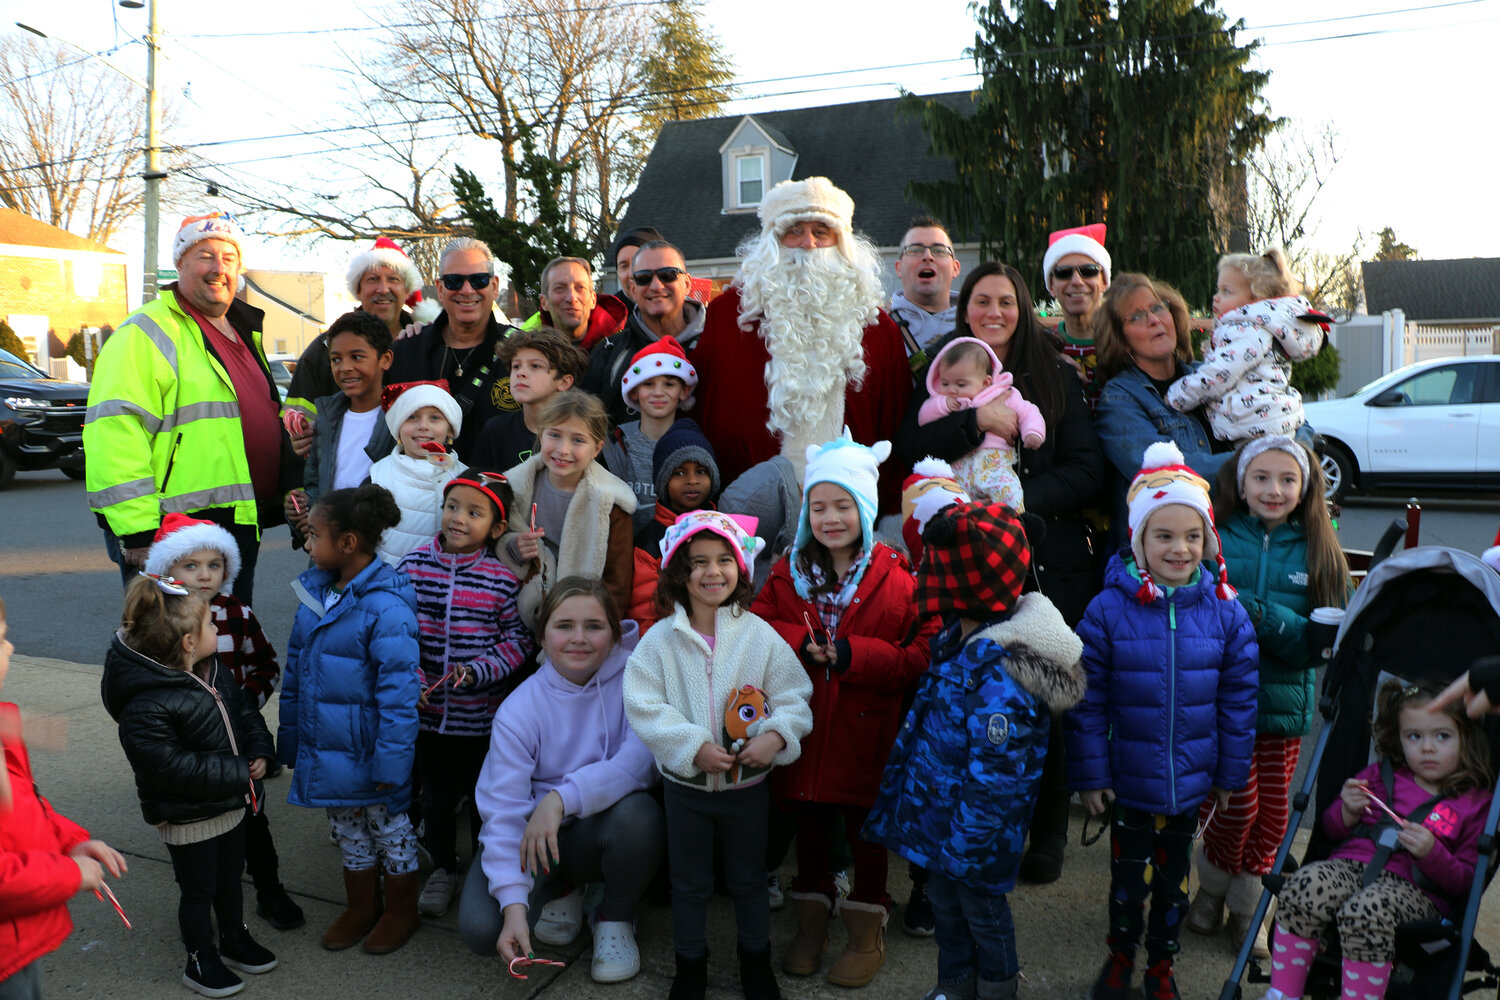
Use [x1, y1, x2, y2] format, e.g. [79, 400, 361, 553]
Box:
[691, 287, 913, 513]
[1, 703, 90, 981]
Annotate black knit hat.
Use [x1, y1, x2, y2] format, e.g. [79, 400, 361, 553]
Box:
[652, 418, 720, 501]
[611, 226, 664, 262]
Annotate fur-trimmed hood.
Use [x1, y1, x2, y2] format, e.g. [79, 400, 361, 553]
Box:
[974, 592, 1085, 713]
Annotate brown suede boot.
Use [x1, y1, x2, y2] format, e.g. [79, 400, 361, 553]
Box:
[322, 868, 382, 951]
[826, 899, 887, 987]
[781, 892, 833, 976]
[363, 871, 421, 954]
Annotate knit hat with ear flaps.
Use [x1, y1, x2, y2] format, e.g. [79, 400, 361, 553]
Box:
[900, 457, 970, 569]
[659, 510, 763, 580]
[791, 431, 889, 600]
[620, 335, 698, 412]
[1041, 223, 1111, 291]
[757, 177, 855, 238]
[914, 500, 1031, 620]
[145, 512, 241, 594]
[1126, 441, 1235, 604]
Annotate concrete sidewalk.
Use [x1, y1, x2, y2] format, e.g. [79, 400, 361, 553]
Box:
[11, 652, 1498, 999]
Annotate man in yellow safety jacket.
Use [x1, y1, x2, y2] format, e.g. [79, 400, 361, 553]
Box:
[84, 212, 295, 605]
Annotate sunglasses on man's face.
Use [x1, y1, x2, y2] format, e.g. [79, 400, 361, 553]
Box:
[1051, 264, 1102, 282]
[632, 267, 687, 287]
[440, 272, 494, 291]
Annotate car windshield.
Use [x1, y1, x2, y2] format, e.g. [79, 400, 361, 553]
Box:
[0, 352, 44, 380]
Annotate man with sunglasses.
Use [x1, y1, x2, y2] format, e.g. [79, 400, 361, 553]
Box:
[890, 216, 962, 369]
[388, 237, 519, 459]
[581, 239, 705, 426]
[1042, 223, 1113, 408]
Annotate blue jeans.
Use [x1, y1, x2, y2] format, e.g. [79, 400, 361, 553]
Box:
[926, 868, 1018, 985]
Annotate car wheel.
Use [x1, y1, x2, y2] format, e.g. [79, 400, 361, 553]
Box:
[62, 466, 85, 480]
[1321, 443, 1355, 503]
[0, 451, 15, 489]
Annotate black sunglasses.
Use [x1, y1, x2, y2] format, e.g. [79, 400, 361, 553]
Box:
[632, 266, 687, 287]
[1051, 264, 1102, 282]
[440, 272, 494, 291]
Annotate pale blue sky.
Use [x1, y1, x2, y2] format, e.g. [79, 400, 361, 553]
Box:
[6, 0, 1492, 270]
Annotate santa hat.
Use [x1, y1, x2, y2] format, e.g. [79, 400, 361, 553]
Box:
[145, 513, 241, 594]
[758, 176, 855, 238]
[660, 510, 763, 580]
[914, 501, 1031, 620]
[652, 418, 720, 504]
[790, 431, 888, 599]
[620, 336, 698, 412]
[172, 211, 245, 266]
[1483, 527, 1500, 574]
[1126, 441, 1235, 604]
[900, 457, 970, 568]
[382, 380, 462, 442]
[1041, 223, 1112, 290]
[346, 237, 440, 325]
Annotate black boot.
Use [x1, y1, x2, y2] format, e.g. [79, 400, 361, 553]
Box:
[254, 883, 305, 930]
[902, 864, 936, 937]
[182, 948, 243, 998]
[1018, 833, 1067, 884]
[668, 950, 709, 1000]
[739, 944, 782, 1000]
[218, 924, 278, 975]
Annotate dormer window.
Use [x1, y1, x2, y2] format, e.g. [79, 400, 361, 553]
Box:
[735, 153, 765, 207]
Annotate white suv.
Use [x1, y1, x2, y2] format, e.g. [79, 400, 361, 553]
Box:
[1302, 355, 1500, 501]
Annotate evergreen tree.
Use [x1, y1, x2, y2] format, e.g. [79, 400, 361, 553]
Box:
[907, 0, 1276, 305]
[639, 0, 737, 136]
[1373, 226, 1417, 261]
[452, 123, 593, 302]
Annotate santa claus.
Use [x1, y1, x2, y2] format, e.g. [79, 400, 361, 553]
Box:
[692, 177, 912, 509]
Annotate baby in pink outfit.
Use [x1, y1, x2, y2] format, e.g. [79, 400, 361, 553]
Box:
[917, 337, 1045, 510]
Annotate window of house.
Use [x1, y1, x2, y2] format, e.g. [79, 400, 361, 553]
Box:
[736, 154, 764, 207]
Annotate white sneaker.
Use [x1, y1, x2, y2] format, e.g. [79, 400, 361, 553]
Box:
[418, 868, 458, 916]
[767, 873, 785, 911]
[590, 920, 641, 983]
[534, 885, 585, 946]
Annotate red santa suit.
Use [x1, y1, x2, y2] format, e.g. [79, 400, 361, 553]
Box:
[692, 285, 912, 513]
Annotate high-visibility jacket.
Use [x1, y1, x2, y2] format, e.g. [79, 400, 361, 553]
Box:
[84, 290, 276, 547]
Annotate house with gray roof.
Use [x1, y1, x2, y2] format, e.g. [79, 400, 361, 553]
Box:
[614, 92, 978, 292]
[1362, 258, 1500, 322]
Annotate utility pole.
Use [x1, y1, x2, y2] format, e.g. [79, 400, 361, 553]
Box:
[141, 0, 164, 303]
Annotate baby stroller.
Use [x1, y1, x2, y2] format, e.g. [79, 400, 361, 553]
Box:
[1219, 545, 1500, 1000]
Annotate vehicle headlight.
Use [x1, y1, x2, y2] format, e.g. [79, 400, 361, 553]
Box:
[4, 396, 42, 409]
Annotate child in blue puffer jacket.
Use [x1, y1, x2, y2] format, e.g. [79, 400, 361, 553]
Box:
[1066, 442, 1259, 1000]
[866, 501, 1085, 1000]
[278, 484, 422, 956]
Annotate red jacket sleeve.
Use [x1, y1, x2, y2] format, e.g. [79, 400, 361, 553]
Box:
[0, 732, 88, 922]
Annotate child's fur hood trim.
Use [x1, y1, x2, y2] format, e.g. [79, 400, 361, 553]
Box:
[974, 593, 1086, 713]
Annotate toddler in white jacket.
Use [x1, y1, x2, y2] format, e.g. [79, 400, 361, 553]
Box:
[624, 509, 813, 1000]
[369, 381, 461, 564]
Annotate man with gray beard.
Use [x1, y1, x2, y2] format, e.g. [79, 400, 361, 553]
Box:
[691, 177, 911, 509]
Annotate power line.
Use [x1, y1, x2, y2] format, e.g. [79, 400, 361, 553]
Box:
[173, 0, 662, 39]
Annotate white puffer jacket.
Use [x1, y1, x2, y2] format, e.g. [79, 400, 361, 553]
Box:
[369, 451, 459, 565]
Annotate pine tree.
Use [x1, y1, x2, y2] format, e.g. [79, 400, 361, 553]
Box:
[906, 0, 1276, 306]
[639, 0, 736, 136]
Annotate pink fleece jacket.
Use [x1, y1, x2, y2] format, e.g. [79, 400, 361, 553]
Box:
[473, 621, 658, 911]
[1322, 761, 1491, 915]
[917, 337, 1045, 451]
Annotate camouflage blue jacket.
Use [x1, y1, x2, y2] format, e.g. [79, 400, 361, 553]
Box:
[864, 594, 1084, 893]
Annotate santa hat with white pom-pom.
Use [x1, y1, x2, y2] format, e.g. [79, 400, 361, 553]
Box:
[1125, 441, 1235, 604]
[1482, 527, 1500, 574]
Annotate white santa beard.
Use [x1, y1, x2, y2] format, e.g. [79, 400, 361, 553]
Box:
[745, 249, 873, 475]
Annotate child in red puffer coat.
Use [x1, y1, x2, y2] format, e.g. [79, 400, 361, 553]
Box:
[1, 596, 127, 995]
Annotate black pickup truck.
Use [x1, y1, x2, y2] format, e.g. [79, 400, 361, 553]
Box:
[0, 348, 89, 487]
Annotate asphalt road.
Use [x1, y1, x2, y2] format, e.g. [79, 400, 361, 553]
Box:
[1, 467, 1496, 664]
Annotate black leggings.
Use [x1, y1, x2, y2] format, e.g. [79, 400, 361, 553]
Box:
[165, 823, 247, 953]
[418, 730, 490, 872]
[664, 780, 770, 957]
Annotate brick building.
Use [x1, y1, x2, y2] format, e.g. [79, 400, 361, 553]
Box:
[0, 207, 129, 365]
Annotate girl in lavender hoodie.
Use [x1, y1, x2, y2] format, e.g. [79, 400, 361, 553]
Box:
[459, 576, 664, 984]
